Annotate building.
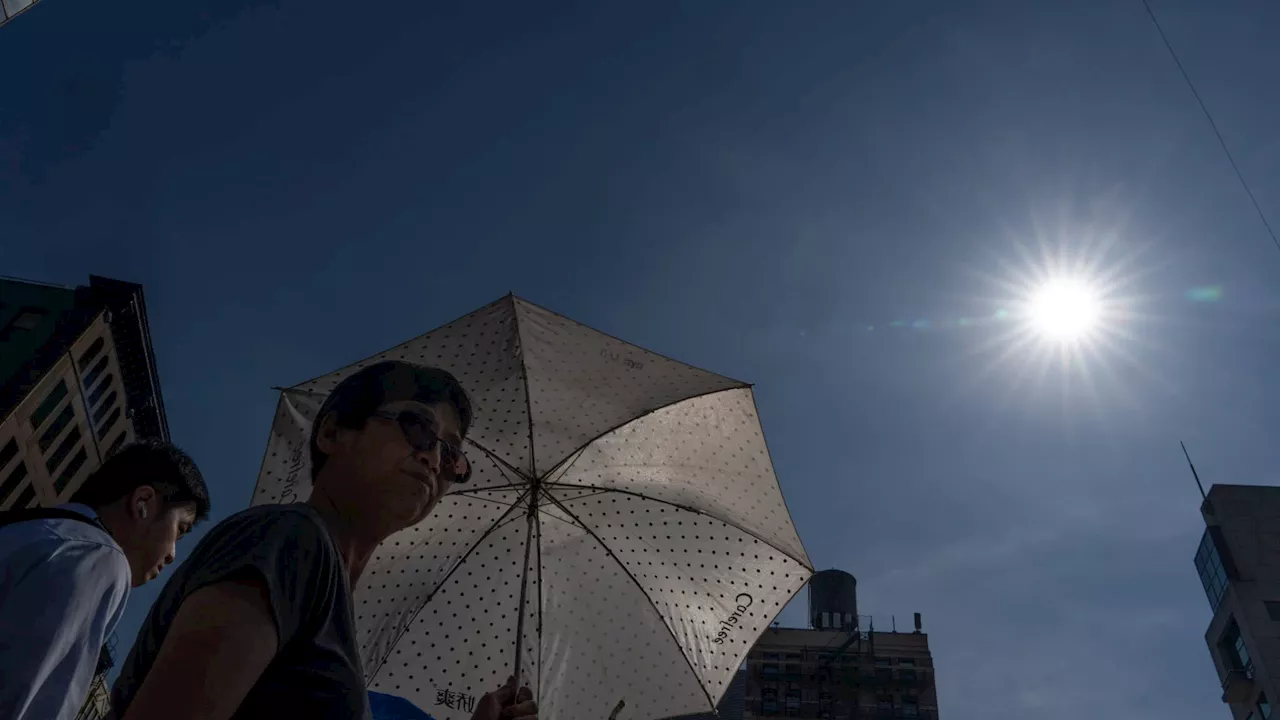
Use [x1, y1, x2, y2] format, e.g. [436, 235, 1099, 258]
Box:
[741, 570, 938, 720]
[672, 670, 747, 720]
[1195, 484, 1280, 720]
[1, 0, 41, 29]
[0, 273, 170, 720]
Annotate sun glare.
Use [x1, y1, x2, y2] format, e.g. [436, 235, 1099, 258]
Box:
[1027, 277, 1101, 342]
[959, 219, 1154, 411]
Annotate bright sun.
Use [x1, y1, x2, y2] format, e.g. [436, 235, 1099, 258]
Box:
[1027, 277, 1102, 341]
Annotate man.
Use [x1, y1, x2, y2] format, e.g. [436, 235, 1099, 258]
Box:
[0, 440, 210, 720]
[111, 361, 538, 720]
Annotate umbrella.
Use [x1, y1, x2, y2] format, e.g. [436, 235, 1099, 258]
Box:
[250, 295, 812, 720]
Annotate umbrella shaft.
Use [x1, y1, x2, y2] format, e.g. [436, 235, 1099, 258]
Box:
[512, 501, 537, 692]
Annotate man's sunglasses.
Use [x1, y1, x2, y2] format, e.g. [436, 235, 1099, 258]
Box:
[371, 409, 472, 483]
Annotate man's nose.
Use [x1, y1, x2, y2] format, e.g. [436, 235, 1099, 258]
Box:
[164, 547, 176, 566]
[414, 445, 442, 473]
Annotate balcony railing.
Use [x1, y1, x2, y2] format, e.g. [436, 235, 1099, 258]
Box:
[1222, 667, 1255, 705]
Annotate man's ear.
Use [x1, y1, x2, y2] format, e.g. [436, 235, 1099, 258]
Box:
[315, 411, 343, 456]
[128, 485, 158, 521]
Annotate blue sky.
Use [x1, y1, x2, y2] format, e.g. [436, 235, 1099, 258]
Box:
[4, 0, 1280, 717]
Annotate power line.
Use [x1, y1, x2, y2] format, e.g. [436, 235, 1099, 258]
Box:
[1140, 0, 1280, 255]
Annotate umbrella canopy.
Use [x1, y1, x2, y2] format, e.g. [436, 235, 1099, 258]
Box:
[250, 295, 812, 720]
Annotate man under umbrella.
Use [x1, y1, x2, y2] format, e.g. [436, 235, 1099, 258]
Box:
[109, 362, 537, 720]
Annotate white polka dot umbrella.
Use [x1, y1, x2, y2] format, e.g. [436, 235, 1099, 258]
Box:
[250, 295, 812, 720]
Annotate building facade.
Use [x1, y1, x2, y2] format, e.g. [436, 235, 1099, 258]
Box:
[0, 274, 170, 720]
[1197, 484, 1280, 720]
[741, 570, 938, 720]
[0, 0, 40, 29]
[674, 670, 747, 720]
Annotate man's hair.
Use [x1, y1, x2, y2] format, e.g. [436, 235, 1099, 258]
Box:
[70, 440, 211, 522]
[309, 360, 473, 481]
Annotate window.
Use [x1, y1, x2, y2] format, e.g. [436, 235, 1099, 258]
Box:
[763, 652, 781, 661]
[11, 308, 45, 330]
[784, 689, 800, 717]
[1265, 603, 1280, 622]
[12, 483, 35, 509]
[106, 431, 128, 458]
[1221, 621, 1253, 673]
[0, 437, 17, 471]
[902, 698, 919, 718]
[30, 380, 68, 430]
[45, 426, 82, 474]
[762, 688, 778, 716]
[0, 460, 29, 506]
[82, 355, 109, 393]
[93, 392, 118, 427]
[875, 657, 891, 667]
[97, 406, 122, 440]
[1260, 693, 1272, 719]
[763, 663, 779, 676]
[900, 658, 915, 667]
[38, 404, 75, 453]
[87, 373, 114, 408]
[54, 448, 88, 493]
[1196, 529, 1231, 611]
[0, 307, 47, 340]
[1234, 631, 1252, 672]
[876, 694, 893, 712]
[79, 337, 105, 368]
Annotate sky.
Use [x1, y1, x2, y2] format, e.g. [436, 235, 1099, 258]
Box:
[3, 0, 1280, 717]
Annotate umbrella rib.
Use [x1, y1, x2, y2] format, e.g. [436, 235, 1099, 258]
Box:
[454, 492, 585, 532]
[545, 489, 612, 503]
[539, 490, 718, 715]
[543, 481, 813, 571]
[454, 481, 529, 494]
[466, 441, 532, 485]
[364, 486, 535, 684]
[513, 300, 537, 478]
[454, 491, 526, 509]
[512, 296, 749, 388]
[534, 384, 750, 480]
[285, 295, 512, 390]
[246, 393, 288, 506]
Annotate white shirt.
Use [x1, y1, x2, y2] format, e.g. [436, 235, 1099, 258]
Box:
[0, 503, 132, 720]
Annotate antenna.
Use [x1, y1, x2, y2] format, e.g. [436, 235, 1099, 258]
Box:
[1181, 441, 1207, 501]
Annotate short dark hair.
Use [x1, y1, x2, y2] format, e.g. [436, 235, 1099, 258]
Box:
[70, 440, 211, 522]
[309, 360, 473, 481]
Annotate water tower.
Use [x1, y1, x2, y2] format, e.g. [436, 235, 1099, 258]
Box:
[808, 569, 857, 630]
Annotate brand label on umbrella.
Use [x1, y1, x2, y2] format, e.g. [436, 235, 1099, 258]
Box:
[434, 689, 477, 714]
[712, 593, 753, 644]
[599, 348, 644, 371]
